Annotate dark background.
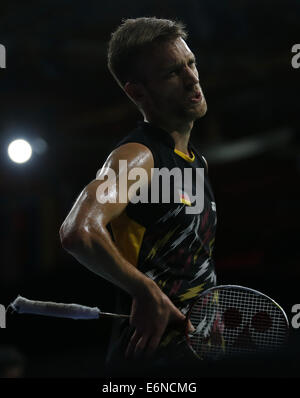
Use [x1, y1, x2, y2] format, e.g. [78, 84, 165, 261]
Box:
[0, 0, 299, 377]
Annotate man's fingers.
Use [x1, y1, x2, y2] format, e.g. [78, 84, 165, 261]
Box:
[126, 330, 151, 359]
[187, 319, 195, 333]
[145, 332, 163, 358]
[170, 304, 186, 322]
[134, 335, 150, 358]
[168, 305, 186, 330]
[125, 329, 140, 359]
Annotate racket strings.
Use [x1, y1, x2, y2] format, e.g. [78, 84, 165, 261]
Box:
[189, 288, 288, 360]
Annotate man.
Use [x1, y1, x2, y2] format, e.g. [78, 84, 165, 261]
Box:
[60, 17, 217, 375]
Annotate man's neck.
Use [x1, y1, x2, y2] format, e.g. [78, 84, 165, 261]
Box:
[144, 117, 193, 155]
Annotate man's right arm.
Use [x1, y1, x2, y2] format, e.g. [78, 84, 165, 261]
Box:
[59, 143, 186, 357]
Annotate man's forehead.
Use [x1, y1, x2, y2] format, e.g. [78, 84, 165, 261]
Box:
[145, 37, 194, 70]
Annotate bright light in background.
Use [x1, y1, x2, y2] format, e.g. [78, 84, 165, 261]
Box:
[7, 139, 33, 164]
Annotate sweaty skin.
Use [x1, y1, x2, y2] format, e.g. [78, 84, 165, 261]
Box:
[60, 143, 188, 357]
[60, 36, 203, 358]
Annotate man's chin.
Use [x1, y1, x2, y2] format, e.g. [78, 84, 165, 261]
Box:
[188, 102, 207, 120]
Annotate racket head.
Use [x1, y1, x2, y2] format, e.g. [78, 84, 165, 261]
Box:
[185, 285, 289, 361]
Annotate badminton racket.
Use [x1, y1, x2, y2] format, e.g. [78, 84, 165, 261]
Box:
[9, 284, 289, 360]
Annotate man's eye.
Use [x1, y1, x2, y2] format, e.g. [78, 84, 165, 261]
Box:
[166, 70, 178, 78]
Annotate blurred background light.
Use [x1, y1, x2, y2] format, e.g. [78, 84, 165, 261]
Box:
[7, 139, 32, 164]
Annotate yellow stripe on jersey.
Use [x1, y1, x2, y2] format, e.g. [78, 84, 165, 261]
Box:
[180, 198, 191, 206]
[209, 238, 215, 257]
[178, 283, 206, 302]
[213, 290, 219, 304]
[174, 148, 195, 162]
[110, 211, 145, 267]
[179, 191, 192, 206]
[193, 243, 203, 265]
[146, 225, 180, 261]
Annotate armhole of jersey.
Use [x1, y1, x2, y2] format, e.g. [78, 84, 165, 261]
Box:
[115, 140, 157, 169]
[202, 155, 208, 174]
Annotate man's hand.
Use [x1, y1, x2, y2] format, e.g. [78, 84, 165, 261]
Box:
[125, 279, 187, 359]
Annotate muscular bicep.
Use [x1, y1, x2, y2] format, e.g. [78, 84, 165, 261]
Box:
[62, 143, 154, 235]
[95, 142, 153, 224]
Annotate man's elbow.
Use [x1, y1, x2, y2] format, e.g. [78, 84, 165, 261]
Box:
[59, 222, 84, 253]
[59, 220, 101, 256]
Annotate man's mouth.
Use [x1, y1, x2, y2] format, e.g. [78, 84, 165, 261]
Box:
[189, 91, 202, 103]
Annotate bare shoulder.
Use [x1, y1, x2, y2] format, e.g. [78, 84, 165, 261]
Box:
[81, 143, 153, 199]
[96, 142, 154, 178]
[80, 143, 153, 196]
[63, 142, 155, 227]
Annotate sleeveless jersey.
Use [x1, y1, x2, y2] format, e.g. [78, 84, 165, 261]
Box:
[109, 120, 217, 315]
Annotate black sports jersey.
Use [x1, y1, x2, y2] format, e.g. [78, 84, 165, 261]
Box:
[105, 120, 217, 372]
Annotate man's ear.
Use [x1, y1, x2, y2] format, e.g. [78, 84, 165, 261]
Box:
[124, 82, 146, 103]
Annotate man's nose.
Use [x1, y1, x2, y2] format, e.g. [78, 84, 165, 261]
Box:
[183, 66, 199, 87]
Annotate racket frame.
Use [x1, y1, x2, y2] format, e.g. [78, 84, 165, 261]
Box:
[184, 284, 289, 359]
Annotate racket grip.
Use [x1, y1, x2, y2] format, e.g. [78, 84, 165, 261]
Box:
[10, 296, 101, 320]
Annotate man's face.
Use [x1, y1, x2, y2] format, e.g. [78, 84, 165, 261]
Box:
[138, 37, 207, 126]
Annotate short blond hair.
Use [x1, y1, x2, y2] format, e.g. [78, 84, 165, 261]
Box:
[107, 17, 188, 88]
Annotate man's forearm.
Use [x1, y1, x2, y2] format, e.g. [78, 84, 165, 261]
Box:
[61, 224, 152, 298]
[60, 219, 186, 358]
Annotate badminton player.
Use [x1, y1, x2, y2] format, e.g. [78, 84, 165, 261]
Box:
[60, 17, 217, 375]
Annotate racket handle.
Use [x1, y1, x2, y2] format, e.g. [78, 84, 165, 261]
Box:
[9, 296, 129, 320]
[99, 312, 130, 319]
